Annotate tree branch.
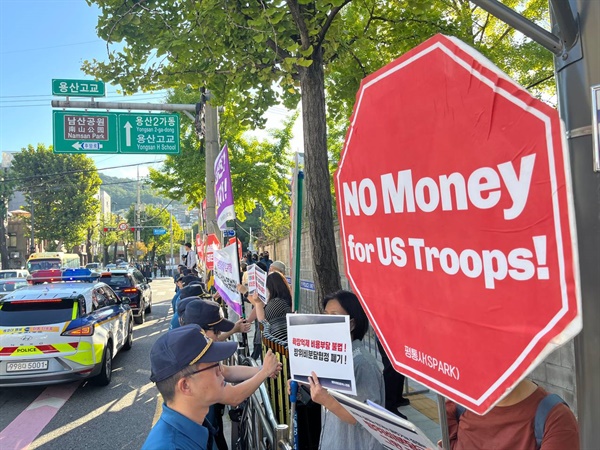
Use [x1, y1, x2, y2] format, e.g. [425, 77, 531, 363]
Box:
[286, 0, 310, 48]
[316, 0, 351, 48]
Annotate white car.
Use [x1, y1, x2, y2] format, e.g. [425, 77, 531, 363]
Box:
[0, 270, 29, 279]
[0, 271, 133, 387]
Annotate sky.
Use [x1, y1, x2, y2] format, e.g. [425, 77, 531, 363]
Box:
[0, 0, 301, 178]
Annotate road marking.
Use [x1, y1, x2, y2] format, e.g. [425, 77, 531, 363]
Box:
[0, 382, 79, 450]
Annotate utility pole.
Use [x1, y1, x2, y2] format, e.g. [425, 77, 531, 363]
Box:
[204, 92, 219, 238]
[169, 206, 174, 277]
[458, 1, 599, 446]
[0, 167, 8, 269]
[136, 167, 141, 261]
[29, 196, 35, 255]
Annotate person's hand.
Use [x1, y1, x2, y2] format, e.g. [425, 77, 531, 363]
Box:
[260, 349, 281, 378]
[287, 378, 292, 396]
[308, 371, 329, 405]
[248, 292, 261, 305]
[237, 283, 248, 295]
[233, 319, 251, 333]
[213, 292, 222, 301]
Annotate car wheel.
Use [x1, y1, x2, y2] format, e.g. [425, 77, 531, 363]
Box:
[123, 320, 133, 351]
[134, 308, 145, 325]
[145, 298, 152, 314]
[92, 344, 113, 386]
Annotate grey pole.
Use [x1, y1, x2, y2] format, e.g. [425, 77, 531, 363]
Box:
[204, 92, 219, 238]
[50, 100, 196, 112]
[170, 208, 174, 277]
[553, 2, 600, 447]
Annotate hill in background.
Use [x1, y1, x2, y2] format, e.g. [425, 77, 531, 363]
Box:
[99, 173, 181, 212]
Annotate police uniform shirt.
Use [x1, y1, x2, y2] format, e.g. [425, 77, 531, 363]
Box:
[142, 403, 208, 450]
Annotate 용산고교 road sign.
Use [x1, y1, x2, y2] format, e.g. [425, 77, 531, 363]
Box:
[52, 79, 106, 97]
[118, 113, 180, 154]
[153, 228, 167, 236]
[52, 110, 180, 154]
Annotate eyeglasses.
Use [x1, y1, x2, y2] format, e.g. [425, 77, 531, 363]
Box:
[188, 362, 223, 377]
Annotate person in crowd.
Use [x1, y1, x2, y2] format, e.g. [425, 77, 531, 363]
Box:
[181, 299, 260, 450]
[252, 253, 259, 263]
[142, 325, 281, 450]
[170, 283, 208, 330]
[237, 261, 269, 359]
[240, 262, 248, 286]
[269, 260, 286, 275]
[184, 242, 198, 272]
[173, 264, 186, 287]
[170, 277, 185, 315]
[440, 379, 580, 450]
[245, 251, 254, 266]
[260, 251, 273, 271]
[298, 290, 385, 450]
[377, 338, 410, 414]
[248, 271, 292, 342]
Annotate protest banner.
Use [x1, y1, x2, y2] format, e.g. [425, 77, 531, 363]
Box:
[335, 34, 581, 414]
[214, 144, 236, 230]
[205, 234, 220, 271]
[247, 263, 267, 303]
[330, 391, 436, 450]
[214, 243, 242, 315]
[287, 314, 356, 395]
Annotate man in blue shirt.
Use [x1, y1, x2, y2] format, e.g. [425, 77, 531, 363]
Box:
[142, 325, 238, 450]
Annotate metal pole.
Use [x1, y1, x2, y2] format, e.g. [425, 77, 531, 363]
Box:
[549, 0, 579, 49]
[50, 100, 196, 112]
[437, 395, 451, 450]
[469, 0, 563, 54]
[205, 92, 219, 237]
[0, 168, 8, 269]
[29, 196, 35, 255]
[292, 171, 304, 312]
[136, 167, 141, 260]
[552, 2, 600, 446]
[170, 209, 174, 278]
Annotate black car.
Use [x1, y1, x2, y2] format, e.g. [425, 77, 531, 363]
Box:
[100, 269, 152, 324]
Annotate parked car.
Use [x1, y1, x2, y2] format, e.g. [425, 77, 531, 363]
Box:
[100, 269, 152, 324]
[0, 278, 29, 299]
[0, 270, 29, 279]
[105, 264, 117, 271]
[0, 269, 133, 387]
[85, 263, 101, 270]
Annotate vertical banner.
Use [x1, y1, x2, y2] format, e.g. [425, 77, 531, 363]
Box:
[214, 243, 243, 315]
[287, 314, 356, 395]
[214, 144, 236, 230]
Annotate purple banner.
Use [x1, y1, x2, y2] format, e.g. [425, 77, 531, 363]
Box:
[214, 144, 236, 230]
[214, 243, 243, 316]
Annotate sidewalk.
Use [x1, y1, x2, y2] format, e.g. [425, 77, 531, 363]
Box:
[398, 379, 443, 444]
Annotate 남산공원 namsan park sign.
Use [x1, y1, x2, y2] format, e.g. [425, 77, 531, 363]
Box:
[52, 110, 180, 154]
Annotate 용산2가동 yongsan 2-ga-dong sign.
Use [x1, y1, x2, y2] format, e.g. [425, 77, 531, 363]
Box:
[52, 79, 106, 97]
[52, 110, 180, 154]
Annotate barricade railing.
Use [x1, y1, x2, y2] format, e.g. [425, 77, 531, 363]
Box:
[230, 333, 292, 450]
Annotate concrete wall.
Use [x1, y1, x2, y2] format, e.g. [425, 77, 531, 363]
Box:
[267, 223, 578, 413]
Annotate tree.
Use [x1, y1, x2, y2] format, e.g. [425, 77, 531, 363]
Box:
[11, 144, 101, 251]
[125, 205, 184, 264]
[84, 0, 551, 299]
[260, 207, 291, 260]
[148, 89, 294, 222]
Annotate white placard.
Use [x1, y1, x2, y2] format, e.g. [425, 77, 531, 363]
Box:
[330, 391, 437, 450]
[287, 314, 356, 395]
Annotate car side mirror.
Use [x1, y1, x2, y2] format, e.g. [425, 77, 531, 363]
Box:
[121, 296, 131, 305]
[147, 278, 152, 283]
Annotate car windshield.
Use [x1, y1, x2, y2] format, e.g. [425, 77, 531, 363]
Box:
[0, 281, 28, 292]
[0, 272, 17, 279]
[0, 298, 76, 326]
[28, 259, 62, 272]
[101, 274, 131, 287]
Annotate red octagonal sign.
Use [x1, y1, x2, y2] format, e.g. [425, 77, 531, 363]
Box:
[335, 35, 581, 414]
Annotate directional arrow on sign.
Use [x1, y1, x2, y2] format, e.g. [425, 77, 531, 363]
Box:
[124, 121, 133, 147]
[71, 142, 82, 150]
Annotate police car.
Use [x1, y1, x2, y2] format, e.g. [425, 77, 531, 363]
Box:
[0, 269, 133, 387]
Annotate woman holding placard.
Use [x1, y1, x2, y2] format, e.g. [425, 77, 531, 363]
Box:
[248, 271, 293, 341]
[299, 290, 385, 450]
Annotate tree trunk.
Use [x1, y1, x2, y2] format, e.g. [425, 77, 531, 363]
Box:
[112, 241, 117, 263]
[299, 47, 342, 300]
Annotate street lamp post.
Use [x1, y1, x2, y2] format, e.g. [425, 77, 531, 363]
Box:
[169, 207, 174, 277]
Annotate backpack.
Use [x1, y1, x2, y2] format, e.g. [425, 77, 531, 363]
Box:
[454, 393, 567, 450]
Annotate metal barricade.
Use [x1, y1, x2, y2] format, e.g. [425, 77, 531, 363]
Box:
[230, 334, 292, 450]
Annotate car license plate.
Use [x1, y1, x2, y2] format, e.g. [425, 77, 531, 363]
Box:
[6, 360, 49, 372]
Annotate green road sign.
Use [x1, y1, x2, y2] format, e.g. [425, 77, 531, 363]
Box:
[118, 113, 180, 154]
[53, 110, 118, 153]
[52, 79, 106, 97]
[52, 110, 180, 154]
